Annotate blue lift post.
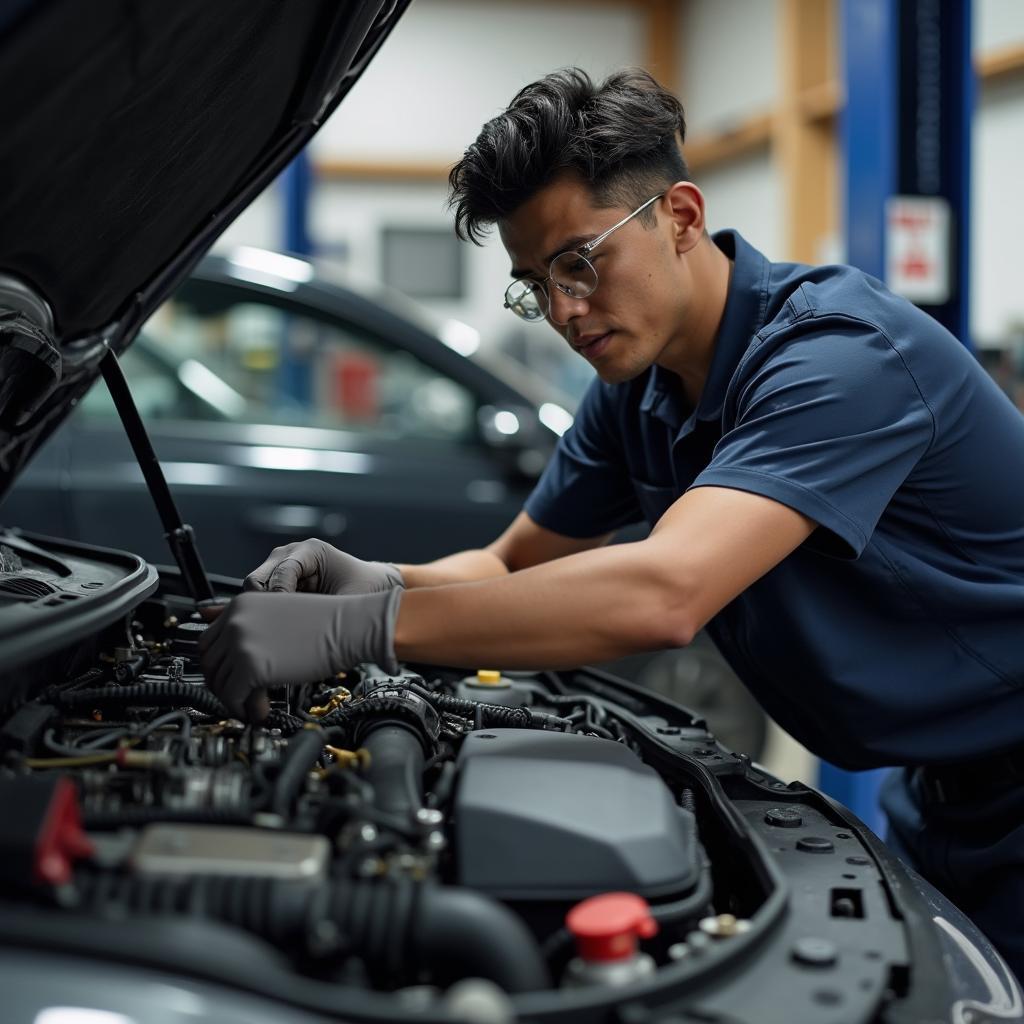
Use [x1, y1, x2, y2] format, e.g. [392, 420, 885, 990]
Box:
[826, 0, 974, 834]
[276, 150, 315, 410]
[282, 149, 314, 257]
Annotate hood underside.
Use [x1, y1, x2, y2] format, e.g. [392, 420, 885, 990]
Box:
[0, 0, 408, 495]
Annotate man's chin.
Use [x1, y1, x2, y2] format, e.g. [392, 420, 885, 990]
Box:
[594, 360, 646, 386]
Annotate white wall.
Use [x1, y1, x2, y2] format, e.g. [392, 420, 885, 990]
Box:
[976, 0, 1024, 51]
[972, 0, 1024, 347]
[315, 0, 645, 162]
[697, 150, 782, 258]
[674, 1, 784, 260]
[214, 1, 1024, 357]
[677, 0, 779, 135]
[971, 75, 1024, 345]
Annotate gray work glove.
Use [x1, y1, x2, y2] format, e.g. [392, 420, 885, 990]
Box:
[243, 538, 404, 596]
[198, 589, 402, 721]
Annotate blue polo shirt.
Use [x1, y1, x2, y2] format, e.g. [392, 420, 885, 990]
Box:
[525, 230, 1024, 770]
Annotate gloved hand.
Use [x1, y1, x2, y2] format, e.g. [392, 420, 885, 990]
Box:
[243, 538, 404, 596]
[198, 589, 403, 721]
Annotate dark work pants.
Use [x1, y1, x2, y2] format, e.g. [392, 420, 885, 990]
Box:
[881, 767, 1024, 985]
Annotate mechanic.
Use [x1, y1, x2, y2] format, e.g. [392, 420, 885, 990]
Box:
[200, 69, 1024, 978]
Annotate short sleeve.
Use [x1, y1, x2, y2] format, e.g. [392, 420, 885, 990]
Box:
[690, 321, 935, 558]
[524, 379, 643, 538]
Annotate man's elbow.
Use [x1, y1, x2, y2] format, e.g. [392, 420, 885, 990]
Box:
[640, 563, 704, 651]
[651, 603, 698, 651]
[628, 582, 699, 652]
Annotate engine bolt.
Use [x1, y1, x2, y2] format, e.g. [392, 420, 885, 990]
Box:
[357, 856, 383, 878]
[359, 823, 378, 843]
[699, 914, 751, 938]
[308, 919, 340, 956]
[425, 831, 447, 852]
[792, 937, 838, 967]
[416, 808, 444, 827]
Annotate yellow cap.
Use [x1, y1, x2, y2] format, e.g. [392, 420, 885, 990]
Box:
[476, 669, 502, 685]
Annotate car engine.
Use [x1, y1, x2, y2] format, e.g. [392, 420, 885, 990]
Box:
[0, 534, 987, 1024]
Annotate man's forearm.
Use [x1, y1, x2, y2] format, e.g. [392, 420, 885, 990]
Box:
[394, 538, 691, 668]
[396, 549, 510, 589]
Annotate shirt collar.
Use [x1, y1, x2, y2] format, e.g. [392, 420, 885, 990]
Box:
[639, 229, 770, 432]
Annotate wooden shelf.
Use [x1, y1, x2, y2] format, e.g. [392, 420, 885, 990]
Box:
[314, 33, 1018, 185]
[798, 78, 843, 124]
[685, 112, 773, 172]
[316, 158, 454, 182]
[978, 42, 1024, 85]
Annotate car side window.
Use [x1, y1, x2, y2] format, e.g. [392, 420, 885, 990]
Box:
[77, 345, 192, 421]
[159, 289, 477, 441]
[82, 285, 477, 443]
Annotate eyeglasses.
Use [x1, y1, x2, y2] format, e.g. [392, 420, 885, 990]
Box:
[503, 193, 663, 324]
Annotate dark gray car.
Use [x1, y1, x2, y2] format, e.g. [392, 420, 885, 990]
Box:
[1, 250, 570, 570]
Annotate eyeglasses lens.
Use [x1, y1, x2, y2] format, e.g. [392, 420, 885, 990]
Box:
[550, 251, 597, 298]
[504, 280, 547, 322]
[504, 253, 597, 322]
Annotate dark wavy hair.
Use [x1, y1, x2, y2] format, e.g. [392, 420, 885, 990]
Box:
[448, 67, 690, 245]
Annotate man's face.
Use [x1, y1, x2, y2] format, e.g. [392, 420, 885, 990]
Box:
[498, 175, 689, 385]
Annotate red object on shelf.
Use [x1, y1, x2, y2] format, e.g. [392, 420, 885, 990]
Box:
[332, 351, 378, 421]
[565, 892, 658, 963]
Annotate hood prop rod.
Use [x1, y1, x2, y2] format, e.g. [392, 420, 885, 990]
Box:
[100, 349, 214, 604]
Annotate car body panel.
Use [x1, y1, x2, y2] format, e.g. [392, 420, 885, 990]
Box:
[2, 257, 560, 573]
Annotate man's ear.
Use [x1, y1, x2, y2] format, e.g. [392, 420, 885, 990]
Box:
[664, 181, 706, 254]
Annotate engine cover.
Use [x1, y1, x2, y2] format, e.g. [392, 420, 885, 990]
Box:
[453, 729, 699, 901]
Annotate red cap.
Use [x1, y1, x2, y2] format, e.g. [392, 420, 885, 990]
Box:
[566, 892, 658, 963]
[34, 777, 94, 886]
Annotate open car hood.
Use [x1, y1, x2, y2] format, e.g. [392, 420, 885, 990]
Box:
[0, 0, 410, 501]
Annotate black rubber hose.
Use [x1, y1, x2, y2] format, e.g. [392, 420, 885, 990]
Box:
[649, 861, 714, 924]
[113, 653, 150, 683]
[69, 873, 550, 992]
[57, 683, 226, 718]
[270, 726, 324, 818]
[412, 885, 551, 993]
[360, 723, 425, 820]
[404, 683, 570, 730]
[73, 874, 309, 947]
[264, 709, 307, 735]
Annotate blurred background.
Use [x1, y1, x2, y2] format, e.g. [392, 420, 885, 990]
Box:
[214, 0, 1024, 410]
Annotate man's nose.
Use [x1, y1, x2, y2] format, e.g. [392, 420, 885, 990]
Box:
[547, 285, 587, 326]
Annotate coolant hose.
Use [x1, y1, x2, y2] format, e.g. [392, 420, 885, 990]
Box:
[270, 725, 325, 818]
[70, 873, 550, 993]
[360, 723, 425, 820]
[412, 884, 551, 992]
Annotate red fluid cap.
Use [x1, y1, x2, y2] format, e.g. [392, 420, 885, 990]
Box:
[566, 892, 659, 963]
[34, 777, 94, 886]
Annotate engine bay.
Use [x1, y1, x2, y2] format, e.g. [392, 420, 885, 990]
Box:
[0, 534, 924, 1023]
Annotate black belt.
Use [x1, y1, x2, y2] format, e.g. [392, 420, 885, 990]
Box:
[915, 748, 1024, 805]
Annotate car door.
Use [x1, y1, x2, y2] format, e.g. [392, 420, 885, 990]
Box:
[60, 276, 544, 578]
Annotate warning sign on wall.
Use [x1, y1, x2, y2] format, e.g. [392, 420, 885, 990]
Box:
[884, 195, 952, 305]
